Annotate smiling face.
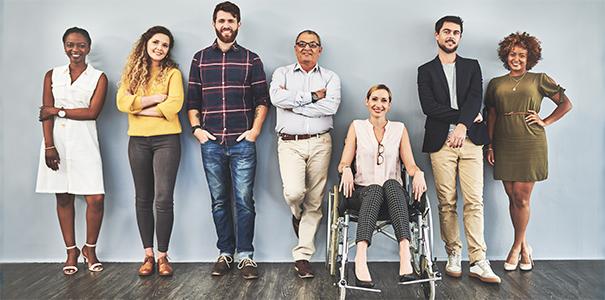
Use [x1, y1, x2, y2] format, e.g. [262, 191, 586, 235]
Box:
[507, 45, 528, 73]
[214, 10, 240, 43]
[435, 21, 461, 54]
[63, 33, 90, 64]
[365, 89, 391, 118]
[146, 33, 170, 65]
[294, 32, 322, 67]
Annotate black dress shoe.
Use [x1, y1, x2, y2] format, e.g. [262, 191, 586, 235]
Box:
[399, 273, 416, 283]
[355, 274, 375, 288]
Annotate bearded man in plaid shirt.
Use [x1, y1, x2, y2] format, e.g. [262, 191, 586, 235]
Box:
[187, 1, 269, 280]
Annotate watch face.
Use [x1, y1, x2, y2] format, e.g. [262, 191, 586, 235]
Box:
[58, 110, 66, 117]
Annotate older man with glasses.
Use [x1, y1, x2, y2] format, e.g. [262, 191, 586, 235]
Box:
[269, 30, 341, 278]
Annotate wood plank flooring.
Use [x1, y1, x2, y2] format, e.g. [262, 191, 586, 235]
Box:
[1, 261, 603, 299]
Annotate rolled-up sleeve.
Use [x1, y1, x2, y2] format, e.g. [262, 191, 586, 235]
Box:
[250, 55, 270, 108]
[155, 69, 184, 122]
[186, 51, 203, 111]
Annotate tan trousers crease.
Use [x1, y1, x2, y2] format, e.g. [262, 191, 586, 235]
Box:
[277, 133, 331, 261]
[430, 137, 487, 264]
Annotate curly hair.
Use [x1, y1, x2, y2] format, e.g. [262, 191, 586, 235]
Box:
[120, 26, 177, 94]
[497, 32, 542, 70]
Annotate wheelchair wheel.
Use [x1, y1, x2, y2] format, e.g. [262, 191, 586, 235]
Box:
[327, 185, 340, 276]
[420, 255, 436, 300]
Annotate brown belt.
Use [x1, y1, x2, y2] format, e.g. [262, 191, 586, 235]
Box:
[279, 131, 329, 141]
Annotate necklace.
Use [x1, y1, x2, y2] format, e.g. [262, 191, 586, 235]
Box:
[510, 72, 527, 91]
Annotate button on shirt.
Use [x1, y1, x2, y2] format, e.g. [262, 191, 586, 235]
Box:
[269, 63, 341, 135]
[187, 41, 270, 145]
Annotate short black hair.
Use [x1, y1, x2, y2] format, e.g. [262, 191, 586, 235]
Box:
[62, 27, 91, 45]
[295, 30, 321, 46]
[213, 1, 241, 22]
[435, 16, 463, 34]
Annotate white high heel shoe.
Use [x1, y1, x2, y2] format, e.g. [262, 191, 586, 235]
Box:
[503, 253, 521, 271]
[519, 246, 534, 271]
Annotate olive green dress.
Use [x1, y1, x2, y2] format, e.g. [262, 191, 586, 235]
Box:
[485, 72, 565, 181]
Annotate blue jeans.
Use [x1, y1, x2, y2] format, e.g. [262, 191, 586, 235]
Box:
[201, 139, 256, 261]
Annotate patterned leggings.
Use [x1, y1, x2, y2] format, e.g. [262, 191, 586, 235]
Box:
[348, 179, 411, 246]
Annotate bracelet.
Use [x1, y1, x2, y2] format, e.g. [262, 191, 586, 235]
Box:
[191, 125, 203, 134]
[44, 145, 55, 150]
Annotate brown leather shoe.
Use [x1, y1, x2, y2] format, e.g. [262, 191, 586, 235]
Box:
[157, 256, 173, 276]
[211, 255, 233, 276]
[292, 215, 301, 238]
[238, 258, 259, 280]
[294, 260, 314, 279]
[138, 256, 155, 276]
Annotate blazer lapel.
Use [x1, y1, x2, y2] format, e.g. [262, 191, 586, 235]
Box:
[432, 56, 450, 103]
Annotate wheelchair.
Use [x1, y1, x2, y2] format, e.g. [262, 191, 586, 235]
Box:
[325, 170, 441, 300]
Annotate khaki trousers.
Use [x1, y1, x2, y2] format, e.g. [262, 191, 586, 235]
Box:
[429, 138, 486, 263]
[277, 133, 331, 261]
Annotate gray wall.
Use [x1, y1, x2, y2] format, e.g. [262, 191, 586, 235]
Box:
[1, 0, 604, 262]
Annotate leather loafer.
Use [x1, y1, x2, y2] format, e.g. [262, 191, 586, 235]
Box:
[138, 256, 155, 276]
[157, 256, 173, 276]
[399, 273, 416, 283]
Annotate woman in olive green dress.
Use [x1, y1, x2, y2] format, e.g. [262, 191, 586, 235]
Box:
[485, 32, 572, 272]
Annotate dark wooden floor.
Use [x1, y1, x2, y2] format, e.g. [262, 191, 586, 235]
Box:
[0, 261, 603, 299]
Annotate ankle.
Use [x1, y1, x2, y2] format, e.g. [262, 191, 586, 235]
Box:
[157, 252, 168, 259]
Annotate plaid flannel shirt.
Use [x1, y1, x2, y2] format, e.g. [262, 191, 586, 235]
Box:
[187, 41, 270, 145]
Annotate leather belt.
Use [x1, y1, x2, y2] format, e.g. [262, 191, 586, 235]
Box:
[503, 111, 531, 116]
[279, 131, 329, 141]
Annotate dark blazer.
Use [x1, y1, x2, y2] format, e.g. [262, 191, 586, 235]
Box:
[417, 55, 489, 153]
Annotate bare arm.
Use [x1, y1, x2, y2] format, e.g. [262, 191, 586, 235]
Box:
[338, 123, 357, 198]
[399, 127, 426, 200]
[39, 74, 108, 121]
[188, 109, 216, 144]
[486, 107, 497, 166]
[236, 105, 269, 142]
[41, 70, 59, 170]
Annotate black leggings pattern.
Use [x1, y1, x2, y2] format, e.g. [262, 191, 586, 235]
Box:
[348, 179, 411, 246]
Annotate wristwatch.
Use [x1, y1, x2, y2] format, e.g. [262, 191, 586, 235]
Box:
[57, 108, 66, 118]
[311, 91, 319, 103]
[191, 125, 203, 134]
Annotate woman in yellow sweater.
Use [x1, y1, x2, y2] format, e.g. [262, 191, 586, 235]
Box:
[117, 26, 183, 277]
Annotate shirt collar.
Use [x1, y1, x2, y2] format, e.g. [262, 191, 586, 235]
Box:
[211, 39, 241, 52]
[294, 63, 320, 74]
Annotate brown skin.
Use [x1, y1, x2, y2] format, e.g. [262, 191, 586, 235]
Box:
[486, 45, 572, 266]
[40, 32, 107, 272]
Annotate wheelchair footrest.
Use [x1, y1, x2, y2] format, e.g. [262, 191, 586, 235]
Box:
[340, 284, 382, 293]
[397, 276, 442, 285]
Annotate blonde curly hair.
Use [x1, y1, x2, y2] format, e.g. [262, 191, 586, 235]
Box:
[120, 26, 177, 94]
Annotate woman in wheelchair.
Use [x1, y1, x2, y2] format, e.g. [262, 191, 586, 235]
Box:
[338, 84, 427, 288]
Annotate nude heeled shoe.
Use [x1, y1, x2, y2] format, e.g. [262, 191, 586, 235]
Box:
[519, 246, 534, 271]
[503, 253, 521, 271]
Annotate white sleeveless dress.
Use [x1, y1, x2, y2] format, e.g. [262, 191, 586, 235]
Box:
[35, 64, 105, 195]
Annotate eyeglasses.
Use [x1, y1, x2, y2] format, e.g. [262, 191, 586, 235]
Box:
[377, 143, 384, 165]
[295, 41, 321, 49]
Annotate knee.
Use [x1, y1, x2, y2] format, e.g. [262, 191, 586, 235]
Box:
[87, 195, 104, 211]
[283, 186, 306, 205]
[56, 195, 73, 208]
[383, 179, 400, 190]
[155, 197, 174, 213]
[512, 190, 530, 208]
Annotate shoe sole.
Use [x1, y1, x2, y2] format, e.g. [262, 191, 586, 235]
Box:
[469, 272, 501, 284]
[294, 267, 314, 279]
[445, 270, 462, 278]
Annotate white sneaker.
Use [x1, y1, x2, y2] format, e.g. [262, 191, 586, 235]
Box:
[469, 259, 501, 284]
[445, 254, 462, 278]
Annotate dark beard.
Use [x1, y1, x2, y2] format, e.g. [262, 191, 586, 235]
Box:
[215, 28, 238, 43]
[438, 41, 458, 54]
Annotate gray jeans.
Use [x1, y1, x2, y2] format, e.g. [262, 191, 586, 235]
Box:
[128, 134, 180, 252]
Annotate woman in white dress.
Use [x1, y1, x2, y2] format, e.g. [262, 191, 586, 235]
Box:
[37, 27, 108, 275]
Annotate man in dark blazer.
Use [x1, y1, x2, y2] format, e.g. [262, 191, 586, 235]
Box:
[417, 15, 500, 284]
